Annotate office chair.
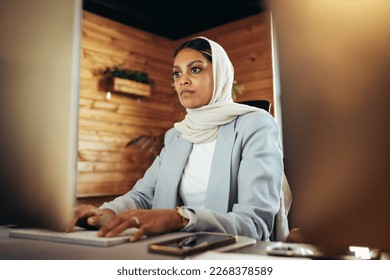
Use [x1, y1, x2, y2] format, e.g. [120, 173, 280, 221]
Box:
[238, 100, 271, 112]
[272, 173, 292, 241]
[238, 100, 292, 241]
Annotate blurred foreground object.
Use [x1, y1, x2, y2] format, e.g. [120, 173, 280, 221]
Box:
[271, 0, 390, 254]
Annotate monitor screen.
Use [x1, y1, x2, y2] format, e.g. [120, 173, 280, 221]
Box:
[0, 0, 82, 231]
[271, 0, 390, 253]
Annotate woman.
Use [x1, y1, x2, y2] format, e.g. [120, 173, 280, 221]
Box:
[72, 37, 283, 242]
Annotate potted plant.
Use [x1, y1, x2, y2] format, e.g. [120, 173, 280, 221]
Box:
[104, 65, 155, 97]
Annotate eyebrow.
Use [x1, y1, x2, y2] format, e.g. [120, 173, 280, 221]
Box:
[172, 59, 206, 69]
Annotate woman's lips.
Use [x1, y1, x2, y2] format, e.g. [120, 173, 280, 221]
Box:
[180, 90, 194, 96]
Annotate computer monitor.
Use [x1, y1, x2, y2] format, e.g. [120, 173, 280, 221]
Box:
[0, 0, 82, 231]
[271, 0, 390, 253]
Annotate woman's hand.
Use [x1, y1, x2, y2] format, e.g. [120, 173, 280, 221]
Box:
[97, 209, 186, 242]
[68, 204, 115, 231]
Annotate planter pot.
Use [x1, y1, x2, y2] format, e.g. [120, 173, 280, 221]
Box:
[107, 76, 151, 97]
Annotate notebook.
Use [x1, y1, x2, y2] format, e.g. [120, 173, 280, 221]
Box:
[9, 227, 138, 247]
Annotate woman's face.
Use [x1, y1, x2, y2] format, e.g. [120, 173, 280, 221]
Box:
[172, 48, 214, 109]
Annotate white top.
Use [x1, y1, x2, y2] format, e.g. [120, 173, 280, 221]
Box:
[179, 139, 216, 208]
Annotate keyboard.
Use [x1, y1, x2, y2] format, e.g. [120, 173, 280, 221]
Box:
[9, 227, 138, 247]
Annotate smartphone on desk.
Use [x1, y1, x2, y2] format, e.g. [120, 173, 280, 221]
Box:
[148, 232, 237, 256]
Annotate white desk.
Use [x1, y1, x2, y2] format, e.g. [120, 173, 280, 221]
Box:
[0, 226, 259, 260]
[1, 226, 388, 260]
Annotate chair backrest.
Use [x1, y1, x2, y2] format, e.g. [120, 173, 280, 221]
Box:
[271, 173, 292, 241]
[238, 100, 271, 112]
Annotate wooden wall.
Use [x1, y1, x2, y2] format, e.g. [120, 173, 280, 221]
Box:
[78, 11, 179, 203]
[77, 11, 273, 204]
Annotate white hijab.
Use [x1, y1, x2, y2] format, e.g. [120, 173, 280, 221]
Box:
[174, 37, 260, 144]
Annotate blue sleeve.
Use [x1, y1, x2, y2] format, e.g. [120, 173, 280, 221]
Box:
[99, 129, 175, 213]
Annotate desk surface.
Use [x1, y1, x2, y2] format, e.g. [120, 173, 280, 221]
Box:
[1, 226, 388, 260]
[0, 226, 265, 260]
[0, 226, 187, 260]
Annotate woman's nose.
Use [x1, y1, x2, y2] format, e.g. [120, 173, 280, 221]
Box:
[179, 74, 191, 86]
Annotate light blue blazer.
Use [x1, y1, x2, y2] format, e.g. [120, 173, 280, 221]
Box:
[101, 111, 283, 240]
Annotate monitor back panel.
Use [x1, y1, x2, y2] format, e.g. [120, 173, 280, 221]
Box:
[272, 0, 390, 252]
[0, 0, 82, 231]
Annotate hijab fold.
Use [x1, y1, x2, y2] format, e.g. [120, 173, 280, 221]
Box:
[174, 37, 260, 144]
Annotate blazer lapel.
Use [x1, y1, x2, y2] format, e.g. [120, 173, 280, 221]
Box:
[153, 133, 192, 208]
[205, 120, 237, 213]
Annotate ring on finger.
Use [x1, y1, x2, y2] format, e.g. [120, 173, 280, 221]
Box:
[131, 216, 140, 226]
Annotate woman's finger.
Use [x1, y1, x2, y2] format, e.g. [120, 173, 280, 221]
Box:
[105, 218, 134, 237]
[97, 214, 133, 237]
[67, 205, 99, 232]
[130, 226, 148, 242]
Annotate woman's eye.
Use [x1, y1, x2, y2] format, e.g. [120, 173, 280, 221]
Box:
[191, 67, 201, 74]
[172, 71, 181, 78]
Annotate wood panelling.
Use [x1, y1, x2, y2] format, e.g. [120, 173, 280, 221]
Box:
[77, 10, 273, 203]
[78, 11, 179, 199]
